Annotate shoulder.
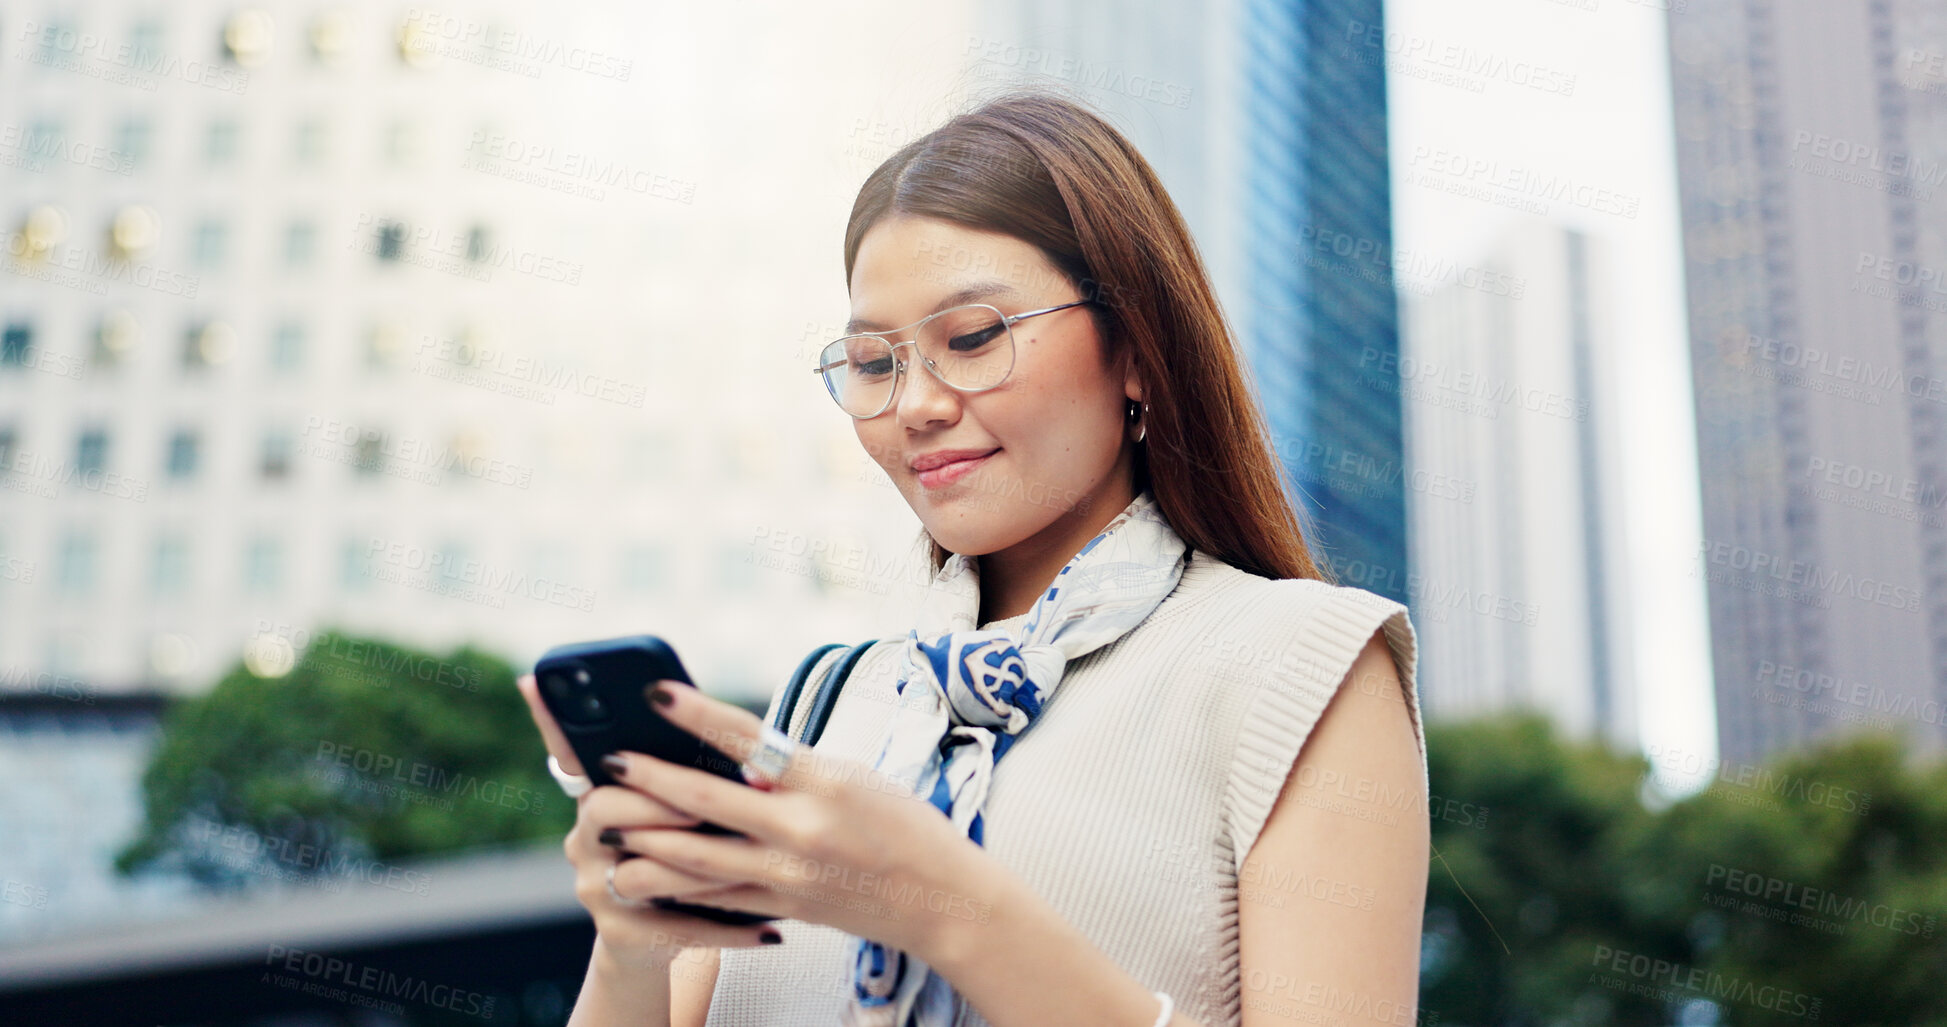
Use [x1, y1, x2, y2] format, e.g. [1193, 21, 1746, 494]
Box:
[1162, 550, 1417, 701]
[1174, 553, 1426, 865]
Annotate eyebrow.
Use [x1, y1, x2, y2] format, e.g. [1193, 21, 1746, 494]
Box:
[845, 281, 1020, 335]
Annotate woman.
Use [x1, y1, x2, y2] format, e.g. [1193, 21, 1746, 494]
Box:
[519, 90, 1428, 1027]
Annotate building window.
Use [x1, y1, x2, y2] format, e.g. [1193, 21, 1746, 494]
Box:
[284, 220, 316, 267]
[151, 534, 189, 596]
[114, 117, 152, 168]
[192, 219, 228, 267]
[376, 221, 406, 261]
[129, 20, 163, 64]
[182, 321, 236, 368]
[55, 530, 97, 595]
[75, 428, 108, 477]
[340, 537, 370, 589]
[93, 310, 139, 367]
[206, 119, 239, 164]
[0, 425, 17, 475]
[465, 224, 491, 262]
[165, 429, 199, 480]
[244, 537, 281, 591]
[2, 323, 31, 367]
[352, 434, 384, 476]
[294, 117, 328, 166]
[260, 428, 292, 480]
[270, 320, 304, 371]
[25, 118, 63, 158]
[244, 536, 282, 593]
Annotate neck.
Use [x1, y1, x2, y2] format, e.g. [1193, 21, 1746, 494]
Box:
[975, 466, 1140, 625]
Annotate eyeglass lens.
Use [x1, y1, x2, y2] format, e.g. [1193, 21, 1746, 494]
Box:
[818, 304, 1016, 417]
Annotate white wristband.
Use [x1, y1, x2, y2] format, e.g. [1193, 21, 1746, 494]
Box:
[1150, 990, 1173, 1027]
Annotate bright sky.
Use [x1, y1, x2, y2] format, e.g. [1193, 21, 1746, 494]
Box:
[1382, 0, 1719, 782]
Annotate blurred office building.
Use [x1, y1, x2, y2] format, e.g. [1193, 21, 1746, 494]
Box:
[0, 1, 942, 712]
[971, 0, 1411, 606]
[1400, 223, 1638, 751]
[1666, 1, 1947, 763]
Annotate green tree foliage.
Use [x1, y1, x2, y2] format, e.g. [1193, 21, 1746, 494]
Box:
[1420, 715, 1947, 1027]
[115, 629, 573, 889]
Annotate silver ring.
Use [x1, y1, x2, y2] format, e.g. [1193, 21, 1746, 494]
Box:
[549, 754, 593, 799]
[740, 724, 798, 788]
[606, 861, 652, 908]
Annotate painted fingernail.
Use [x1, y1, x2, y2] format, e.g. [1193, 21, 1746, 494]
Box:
[598, 828, 623, 847]
[647, 683, 674, 708]
[601, 753, 629, 777]
[760, 929, 783, 945]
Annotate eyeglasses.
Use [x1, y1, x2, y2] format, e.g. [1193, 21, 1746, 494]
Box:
[812, 299, 1095, 419]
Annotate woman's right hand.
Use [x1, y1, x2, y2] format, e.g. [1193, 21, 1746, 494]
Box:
[518, 673, 784, 967]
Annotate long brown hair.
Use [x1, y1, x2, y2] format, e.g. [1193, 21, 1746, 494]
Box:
[845, 90, 1333, 584]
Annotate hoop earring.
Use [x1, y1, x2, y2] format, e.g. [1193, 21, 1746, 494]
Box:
[1126, 398, 1148, 444]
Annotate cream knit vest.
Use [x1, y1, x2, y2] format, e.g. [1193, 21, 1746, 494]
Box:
[705, 546, 1424, 1027]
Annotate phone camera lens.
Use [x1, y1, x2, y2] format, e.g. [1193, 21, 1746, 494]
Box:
[577, 692, 607, 721]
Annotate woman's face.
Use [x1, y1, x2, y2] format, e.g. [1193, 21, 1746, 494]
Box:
[846, 215, 1141, 558]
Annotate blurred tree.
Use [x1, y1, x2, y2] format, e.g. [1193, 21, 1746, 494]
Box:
[1420, 715, 1947, 1027]
[115, 628, 573, 889]
[1622, 732, 1947, 1027]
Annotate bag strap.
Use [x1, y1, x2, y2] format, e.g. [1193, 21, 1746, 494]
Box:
[769, 639, 881, 746]
[800, 639, 879, 747]
[772, 643, 845, 739]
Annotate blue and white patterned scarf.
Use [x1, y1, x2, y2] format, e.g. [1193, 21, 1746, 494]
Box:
[841, 487, 1188, 1027]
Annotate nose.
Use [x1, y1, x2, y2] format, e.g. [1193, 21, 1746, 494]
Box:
[890, 342, 961, 428]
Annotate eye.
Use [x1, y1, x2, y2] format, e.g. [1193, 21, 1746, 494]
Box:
[948, 322, 1006, 352]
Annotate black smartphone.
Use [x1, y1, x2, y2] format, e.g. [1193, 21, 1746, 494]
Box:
[532, 634, 777, 927]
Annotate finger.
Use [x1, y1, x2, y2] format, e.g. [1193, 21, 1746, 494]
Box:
[579, 785, 704, 850]
[612, 854, 787, 917]
[642, 678, 815, 793]
[518, 672, 585, 777]
[609, 837, 745, 896]
[603, 747, 789, 846]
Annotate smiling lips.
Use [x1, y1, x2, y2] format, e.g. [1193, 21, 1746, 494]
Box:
[911, 447, 1000, 489]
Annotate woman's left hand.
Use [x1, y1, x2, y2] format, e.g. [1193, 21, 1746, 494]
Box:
[598, 679, 1010, 967]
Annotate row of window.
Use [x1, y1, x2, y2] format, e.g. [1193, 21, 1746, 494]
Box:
[0, 423, 370, 485]
[11, 533, 683, 598]
[4, 114, 375, 173]
[24, 9, 448, 74]
[3, 318, 304, 372]
[5, 205, 495, 273]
